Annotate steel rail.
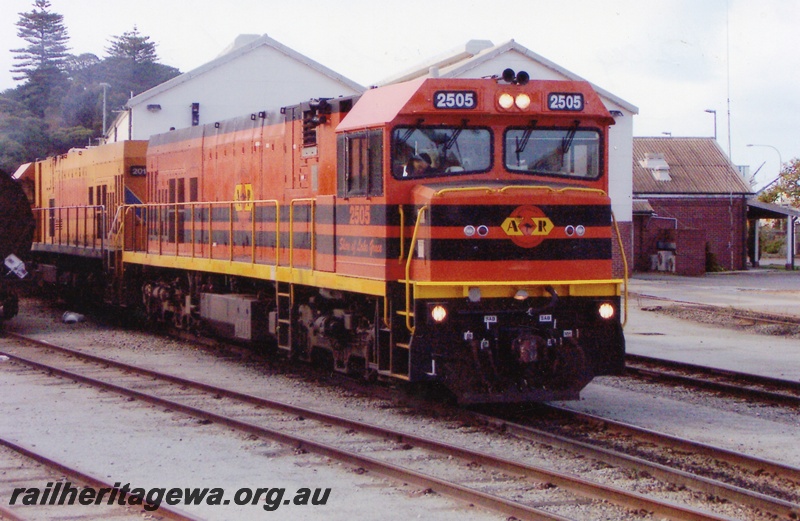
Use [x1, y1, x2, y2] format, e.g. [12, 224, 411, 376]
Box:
[0, 333, 740, 521]
[631, 294, 800, 327]
[0, 505, 24, 521]
[0, 436, 200, 521]
[541, 404, 800, 484]
[472, 410, 800, 520]
[626, 353, 800, 407]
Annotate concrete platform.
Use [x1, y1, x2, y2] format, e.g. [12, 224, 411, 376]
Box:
[627, 266, 800, 319]
[623, 266, 800, 382]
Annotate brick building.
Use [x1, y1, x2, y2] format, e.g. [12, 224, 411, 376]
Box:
[632, 137, 752, 275]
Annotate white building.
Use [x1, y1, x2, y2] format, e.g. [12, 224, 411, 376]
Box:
[379, 40, 639, 276]
[106, 34, 364, 143]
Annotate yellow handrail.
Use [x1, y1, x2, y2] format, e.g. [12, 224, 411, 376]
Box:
[404, 205, 428, 333]
[556, 187, 607, 196]
[121, 199, 282, 266]
[611, 210, 629, 328]
[433, 186, 496, 197]
[397, 205, 405, 263]
[497, 185, 556, 194]
[431, 184, 609, 197]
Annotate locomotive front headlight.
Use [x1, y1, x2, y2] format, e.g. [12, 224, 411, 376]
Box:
[598, 302, 615, 319]
[430, 304, 448, 323]
[515, 93, 531, 109]
[498, 93, 514, 110]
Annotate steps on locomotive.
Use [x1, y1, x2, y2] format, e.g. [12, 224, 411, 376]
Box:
[274, 281, 292, 351]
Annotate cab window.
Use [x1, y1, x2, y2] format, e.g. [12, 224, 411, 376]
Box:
[391, 126, 491, 179]
[337, 130, 383, 197]
[504, 128, 601, 179]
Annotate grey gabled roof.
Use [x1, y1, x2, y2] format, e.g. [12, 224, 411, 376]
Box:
[127, 34, 365, 107]
[378, 39, 638, 114]
[633, 137, 752, 195]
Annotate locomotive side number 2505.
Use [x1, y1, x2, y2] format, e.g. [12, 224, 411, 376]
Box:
[349, 205, 371, 225]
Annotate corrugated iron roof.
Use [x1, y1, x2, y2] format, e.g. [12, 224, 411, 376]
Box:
[632, 199, 655, 214]
[633, 137, 752, 194]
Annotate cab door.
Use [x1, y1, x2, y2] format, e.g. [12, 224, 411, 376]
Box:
[334, 129, 384, 278]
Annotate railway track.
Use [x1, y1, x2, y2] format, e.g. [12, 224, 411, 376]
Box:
[0, 332, 780, 521]
[474, 404, 800, 514]
[0, 434, 198, 521]
[634, 295, 800, 331]
[626, 353, 800, 407]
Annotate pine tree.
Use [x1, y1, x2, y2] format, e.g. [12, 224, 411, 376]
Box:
[10, 0, 70, 82]
[10, 0, 70, 118]
[103, 26, 179, 104]
[106, 26, 158, 64]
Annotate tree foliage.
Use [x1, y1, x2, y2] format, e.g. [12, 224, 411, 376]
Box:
[758, 158, 800, 207]
[0, 1, 181, 176]
[10, 0, 70, 119]
[10, 0, 70, 81]
[106, 26, 158, 64]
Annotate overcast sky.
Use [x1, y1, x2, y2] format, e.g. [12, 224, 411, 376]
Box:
[1, 0, 797, 189]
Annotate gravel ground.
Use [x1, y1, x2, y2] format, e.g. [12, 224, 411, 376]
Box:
[2, 295, 799, 520]
[1, 299, 506, 521]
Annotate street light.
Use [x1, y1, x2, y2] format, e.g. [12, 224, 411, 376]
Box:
[705, 109, 717, 140]
[746, 143, 783, 190]
[747, 143, 793, 270]
[661, 132, 672, 137]
[99, 83, 111, 137]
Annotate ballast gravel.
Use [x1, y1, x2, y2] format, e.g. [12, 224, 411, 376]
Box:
[1, 295, 799, 520]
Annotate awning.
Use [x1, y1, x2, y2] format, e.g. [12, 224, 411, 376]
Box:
[632, 199, 655, 215]
[747, 199, 800, 219]
[12, 162, 33, 180]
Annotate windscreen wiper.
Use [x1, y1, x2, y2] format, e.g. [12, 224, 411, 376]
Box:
[514, 120, 537, 165]
[560, 120, 580, 154]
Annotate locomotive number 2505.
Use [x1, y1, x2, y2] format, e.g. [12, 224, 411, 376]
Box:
[548, 93, 584, 111]
[434, 91, 477, 109]
[349, 205, 371, 225]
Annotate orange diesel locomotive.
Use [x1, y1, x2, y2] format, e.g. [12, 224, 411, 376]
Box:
[29, 140, 148, 296]
[35, 71, 626, 403]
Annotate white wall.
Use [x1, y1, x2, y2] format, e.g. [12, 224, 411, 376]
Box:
[122, 44, 362, 141]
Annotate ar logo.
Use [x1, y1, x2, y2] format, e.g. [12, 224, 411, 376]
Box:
[501, 205, 553, 248]
[234, 183, 253, 211]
